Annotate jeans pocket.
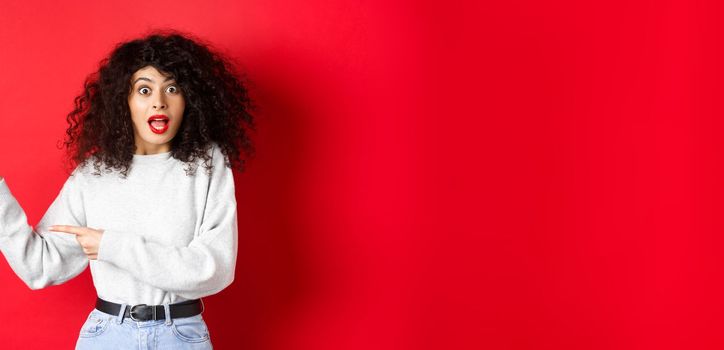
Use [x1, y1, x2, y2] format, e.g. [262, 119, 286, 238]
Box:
[79, 310, 110, 338]
[171, 314, 210, 343]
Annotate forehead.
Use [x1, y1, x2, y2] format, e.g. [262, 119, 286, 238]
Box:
[131, 66, 174, 82]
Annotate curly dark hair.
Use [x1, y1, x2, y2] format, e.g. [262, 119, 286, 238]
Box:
[59, 29, 256, 178]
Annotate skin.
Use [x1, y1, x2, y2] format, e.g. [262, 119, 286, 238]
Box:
[127, 65, 185, 155]
[49, 225, 103, 260]
[48, 66, 186, 259]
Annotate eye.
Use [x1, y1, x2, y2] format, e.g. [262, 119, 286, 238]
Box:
[139, 87, 151, 95]
[166, 85, 179, 94]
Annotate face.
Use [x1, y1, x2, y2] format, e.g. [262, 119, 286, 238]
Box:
[128, 66, 185, 154]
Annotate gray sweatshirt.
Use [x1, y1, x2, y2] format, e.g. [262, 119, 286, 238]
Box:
[0, 143, 238, 305]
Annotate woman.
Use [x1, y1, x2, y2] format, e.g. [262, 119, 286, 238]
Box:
[0, 30, 255, 349]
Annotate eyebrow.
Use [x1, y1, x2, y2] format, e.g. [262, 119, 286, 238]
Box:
[132, 76, 175, 85]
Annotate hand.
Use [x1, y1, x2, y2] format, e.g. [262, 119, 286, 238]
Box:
[48, 225, 105, 260]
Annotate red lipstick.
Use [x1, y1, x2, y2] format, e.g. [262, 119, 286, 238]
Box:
[147, 115, 169, 134]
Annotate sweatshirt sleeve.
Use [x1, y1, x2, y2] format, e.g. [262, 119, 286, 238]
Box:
[0, 170, 89, 290]
[96, 147, 239, 300]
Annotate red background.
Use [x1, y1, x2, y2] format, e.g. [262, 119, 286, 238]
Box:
[4, 0, 722, 349]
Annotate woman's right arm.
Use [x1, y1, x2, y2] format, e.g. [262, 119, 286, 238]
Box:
[0, 173, 89, 290]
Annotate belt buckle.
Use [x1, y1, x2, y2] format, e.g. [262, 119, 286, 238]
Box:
[129, 304, 147, 321]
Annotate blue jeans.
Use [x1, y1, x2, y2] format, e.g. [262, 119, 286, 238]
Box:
[75, 302, 213, 349]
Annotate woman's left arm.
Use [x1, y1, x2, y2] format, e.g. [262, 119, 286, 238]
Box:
[95, 197, 238, 300]
[49, 147, 239, 300]
[94, 151, 238, 300]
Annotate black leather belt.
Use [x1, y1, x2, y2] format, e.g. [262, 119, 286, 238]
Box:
[95, 297, 204, 321]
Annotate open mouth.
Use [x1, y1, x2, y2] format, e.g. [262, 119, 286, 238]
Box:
[147, 115, 169, 134]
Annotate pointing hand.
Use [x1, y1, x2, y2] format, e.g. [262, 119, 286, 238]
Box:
[48, 225, 104, 260]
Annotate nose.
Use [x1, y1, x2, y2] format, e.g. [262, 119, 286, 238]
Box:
[153, 93, 167, 110]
